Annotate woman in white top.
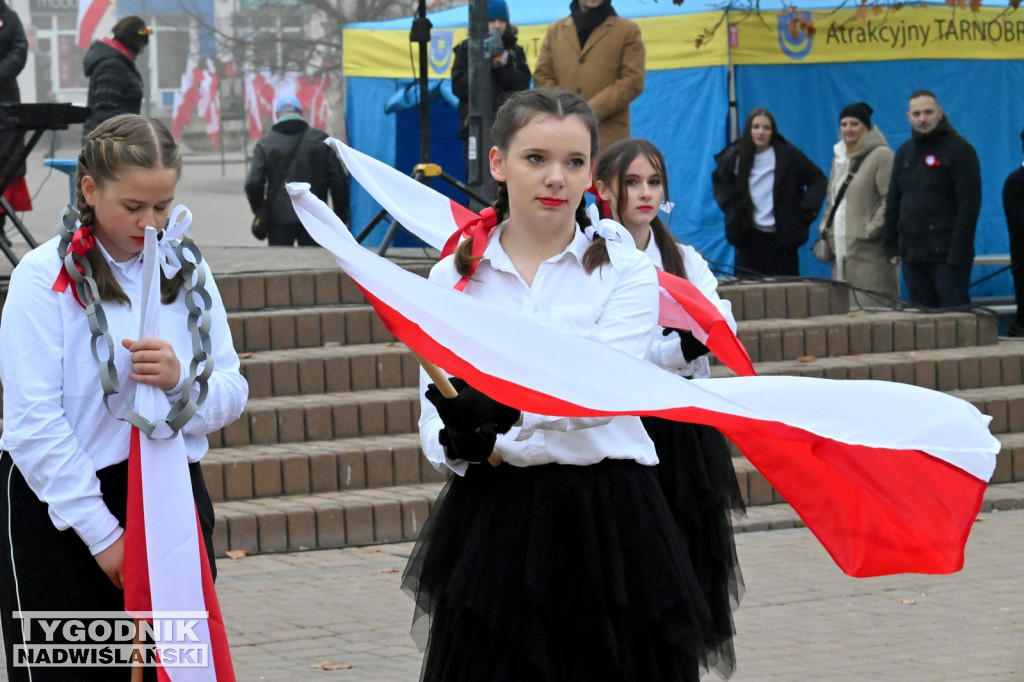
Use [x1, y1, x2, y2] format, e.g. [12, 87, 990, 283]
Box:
[0, 114, 247, 681]
[712, 108, 827, 277]
[405, 90, 712, 682]
[595, 138, 744, 680]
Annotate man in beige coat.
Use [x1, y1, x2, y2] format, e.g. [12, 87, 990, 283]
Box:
[533, 0, 645, 152]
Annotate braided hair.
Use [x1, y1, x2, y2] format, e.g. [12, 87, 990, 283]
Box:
[74, 114, 183, 305]
[455, 89, 610, 276]
[594, 138, 687, 279]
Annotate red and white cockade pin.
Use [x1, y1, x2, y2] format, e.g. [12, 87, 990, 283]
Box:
[925, 155, 940, 167]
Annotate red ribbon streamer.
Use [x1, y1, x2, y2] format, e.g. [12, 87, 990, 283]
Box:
[440, 205, 499, 292]
[51, 226, 95, 308]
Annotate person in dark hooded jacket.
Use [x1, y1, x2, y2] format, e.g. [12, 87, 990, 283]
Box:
[882, 89, 981, 309]
[0, 0, 29, 233]
[244, 96, 350, 247]
[711, 108, 827, 277]
[82, 15, 150, 140]
[450, 0, 531, 144]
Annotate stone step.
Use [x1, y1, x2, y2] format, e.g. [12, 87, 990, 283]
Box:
[733, 310, 996, 365]
[718, 279, 849, 321]
[227, 304, 396, 354]
[213, 482, 446, 555]
[215, 265, 432, 313]
[239, 343, 418, 399]
[731, 340, 1024, 390]
[209, 464, 1024, 557]
[223, 279, 853, 356]
[201, 433, 446, 503]
[213, 264, 839, 321]
[948, 385, 1024, 435]
[993, 432, 1024, 484]
[732, 437, 1022, 511]
[208, 387, 421, 448]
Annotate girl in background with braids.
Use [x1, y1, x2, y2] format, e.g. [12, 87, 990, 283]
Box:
[0, 114, 247, 681]
[595, 138, 745, 680]
[404, 89, 712, 682]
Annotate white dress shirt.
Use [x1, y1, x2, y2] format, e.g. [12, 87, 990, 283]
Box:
[0, 235, 248, 554]
[418, 223, 660, 474]
[643, 232, 737, 379]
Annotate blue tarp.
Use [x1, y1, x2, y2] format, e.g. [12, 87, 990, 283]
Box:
[346, 1, 1024, 299]
[738, 59, 1024, 295]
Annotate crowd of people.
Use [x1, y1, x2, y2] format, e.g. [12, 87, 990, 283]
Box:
[0, 1, 1022, 680]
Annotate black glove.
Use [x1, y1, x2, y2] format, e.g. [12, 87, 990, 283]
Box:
[439, 426, 497, 463]
[424, 378, 520, 434]
[663, 327, 711, 363]
[483, 28, 509, 67]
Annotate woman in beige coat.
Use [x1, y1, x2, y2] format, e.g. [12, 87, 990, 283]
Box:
[821, 102, 899, 307]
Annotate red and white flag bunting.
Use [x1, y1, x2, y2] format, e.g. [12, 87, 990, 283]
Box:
[288, 182, 999, 578]
[76, 0, 109, 49]
[122, 223, 235, 680]
[325, 139, 755, 376]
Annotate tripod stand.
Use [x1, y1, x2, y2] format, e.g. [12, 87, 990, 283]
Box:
[355, 0, 493, 256]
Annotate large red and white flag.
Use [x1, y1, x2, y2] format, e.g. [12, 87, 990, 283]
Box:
[122, 218, 235, 680]
[171, 60, 203, 139]
[288, 183, 999, 578]
[326, 139, 755, 376]
[197, 62, 221, 150]
[76, 0, 110, 49]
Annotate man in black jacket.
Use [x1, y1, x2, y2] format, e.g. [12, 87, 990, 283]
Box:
[883, 90, 981, 308]
[1004, 127, 1024, 335]
[245, 96, 349, 246]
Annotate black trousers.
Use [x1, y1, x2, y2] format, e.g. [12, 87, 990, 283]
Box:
[0, 452, 215, 681]
[734, 228, 800, 277]
[268, 221, 317, 247]
[901, 261, 971, 309]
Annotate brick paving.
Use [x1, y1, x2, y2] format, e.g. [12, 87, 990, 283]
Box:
[206, 494, 1023, 682]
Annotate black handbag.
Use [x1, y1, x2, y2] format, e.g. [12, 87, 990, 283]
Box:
[251, 128, 311, 241]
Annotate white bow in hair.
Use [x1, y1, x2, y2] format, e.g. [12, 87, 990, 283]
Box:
[581, 214, 637, 251]
[154, 205, 193, 278]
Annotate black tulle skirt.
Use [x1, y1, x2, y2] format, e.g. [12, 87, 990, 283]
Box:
[642, 417, 746, 680]
[402, 457, 716, 682]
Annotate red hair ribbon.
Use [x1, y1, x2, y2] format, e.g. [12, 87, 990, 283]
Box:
[587, 183, 612, 221]
[440, 206, 499, 292]
[51, 225, 95, 308]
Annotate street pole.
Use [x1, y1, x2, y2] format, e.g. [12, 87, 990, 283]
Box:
[464, 0, 492, 209]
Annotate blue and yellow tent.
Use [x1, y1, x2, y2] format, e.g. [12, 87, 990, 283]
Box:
[344, 1, 1023, 294]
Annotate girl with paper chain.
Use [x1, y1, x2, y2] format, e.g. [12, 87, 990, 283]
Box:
[0, 114, 247, 681]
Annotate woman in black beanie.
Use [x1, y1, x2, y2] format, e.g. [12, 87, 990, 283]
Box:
[819, 101, 899, 307]
[82, 15, 152, 140]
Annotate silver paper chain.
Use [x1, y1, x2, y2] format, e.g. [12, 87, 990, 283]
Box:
[56, 205, 214, 439]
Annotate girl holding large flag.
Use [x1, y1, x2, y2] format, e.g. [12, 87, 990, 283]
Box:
[595, 138, 745, 679]
[0, 114, 247, 680]
[404, 89, 713, 681]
